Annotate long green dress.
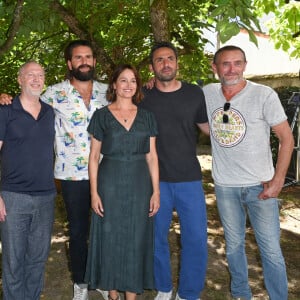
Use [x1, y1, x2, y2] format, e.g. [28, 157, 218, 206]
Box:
[85, 106, 158, 293]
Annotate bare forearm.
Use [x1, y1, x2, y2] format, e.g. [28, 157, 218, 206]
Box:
[146, 155, 159, 192]
[88, 137, 101, 196]
[274, 141, 294, 185]
[273, 121, 294, 185]
[88, 159, 99, 195]
[197, 122, 210, 136]
[146, 138, 160, 194]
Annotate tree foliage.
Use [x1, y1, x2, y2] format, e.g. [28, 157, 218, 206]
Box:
[0, 0, 298, 95]
[255, 0, 300, 58]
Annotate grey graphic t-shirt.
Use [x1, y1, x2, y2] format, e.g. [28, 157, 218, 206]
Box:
[203, 80, 287, 187]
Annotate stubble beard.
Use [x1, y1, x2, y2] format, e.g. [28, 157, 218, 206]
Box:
[155, 68, 177, 82]
[220, 75, 244, 86]
[23, 86, 43, 97]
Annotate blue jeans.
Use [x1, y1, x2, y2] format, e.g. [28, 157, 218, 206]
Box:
[1, 191, 55, 300]
[60, 180, 91, 284]
[154, 181, 207, 300]
[215, 184, 288, 300]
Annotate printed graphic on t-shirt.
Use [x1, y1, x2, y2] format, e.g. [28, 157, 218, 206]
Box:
[211, 107, 246, 148]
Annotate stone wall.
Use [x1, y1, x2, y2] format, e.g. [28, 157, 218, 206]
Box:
[247, 73, 300, 89]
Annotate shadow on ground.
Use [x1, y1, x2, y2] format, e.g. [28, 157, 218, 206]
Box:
[0, 160, 299, 299]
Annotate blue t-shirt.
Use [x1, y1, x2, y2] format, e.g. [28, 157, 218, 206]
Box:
[0, 95, 56, 195]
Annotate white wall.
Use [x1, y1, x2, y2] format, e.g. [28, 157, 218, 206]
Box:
[222, 30, 300, 77]
[204, 29, 300, 78]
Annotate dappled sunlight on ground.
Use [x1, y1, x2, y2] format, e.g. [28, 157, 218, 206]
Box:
[1, 148, 298, 299]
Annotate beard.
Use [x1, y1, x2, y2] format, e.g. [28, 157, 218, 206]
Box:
[31, 90, 42, 97]
[23, 86, 43, 97]
[220, 74, 244, 86]
[70, 64, 95, 81]
[154, 67, 177, 82]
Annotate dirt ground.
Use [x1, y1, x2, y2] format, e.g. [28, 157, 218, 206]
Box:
[1, 152, 299, 299]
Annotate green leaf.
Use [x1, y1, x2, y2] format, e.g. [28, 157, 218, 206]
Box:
[248, 30, 258, 47]
[219, 22, 241, 43]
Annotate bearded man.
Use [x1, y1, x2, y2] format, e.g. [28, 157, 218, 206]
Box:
[42, 40, 109, 300]
[139, 41, 210, 300]
[0, 40, 110, 300]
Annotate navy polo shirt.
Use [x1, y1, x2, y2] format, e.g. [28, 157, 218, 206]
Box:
[0, 95, 56, 195]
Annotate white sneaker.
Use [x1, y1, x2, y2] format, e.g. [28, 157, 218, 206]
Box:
[96, 289, 109, 300]
[155, 290, 173, 300]
[175, 293, 201, 300]
[73, 283, 88, 300]
[233, 298, 257, 300]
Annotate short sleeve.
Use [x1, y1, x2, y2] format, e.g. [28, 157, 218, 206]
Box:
[145, 109, 158, 137]
[87, 109, 104, 141]
[263, 88, 287, 127]
[0, 106, 9, 141]
[195, 86, 208, 124]
[41, 86, 54, 106]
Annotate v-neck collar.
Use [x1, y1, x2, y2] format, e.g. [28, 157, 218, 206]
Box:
[107, 106, 138, 132]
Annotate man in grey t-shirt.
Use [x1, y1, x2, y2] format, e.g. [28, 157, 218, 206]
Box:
[203, 45, 294, 300]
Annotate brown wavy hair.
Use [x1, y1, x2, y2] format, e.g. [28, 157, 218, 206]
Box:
[106, 64, 144, 104]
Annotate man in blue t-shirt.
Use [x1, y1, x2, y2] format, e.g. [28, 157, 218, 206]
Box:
[140, 41, 210, 300]
[0, 61, 56, 300]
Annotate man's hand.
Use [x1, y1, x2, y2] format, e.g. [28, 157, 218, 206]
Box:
[0, 195, 7, 222]
[258, 177, 284, 200]
[144, 77, 155, 89]
[0, 93, 13, 105]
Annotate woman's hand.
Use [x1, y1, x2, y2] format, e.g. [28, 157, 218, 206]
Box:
[91, 193, 104, 217]
[149, 192, 160, 217]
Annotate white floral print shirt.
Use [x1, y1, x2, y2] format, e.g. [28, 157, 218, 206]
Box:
[42, 80, 108, 180]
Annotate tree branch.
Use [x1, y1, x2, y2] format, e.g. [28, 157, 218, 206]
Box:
[292, 31, 300, 38]
[50, 0, 89, 40]
[0, 0, 25, 56]
[50, 0, 115, 79]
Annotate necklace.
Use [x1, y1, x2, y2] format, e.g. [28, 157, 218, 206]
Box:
[109, 104, 137, 125]
[118, 108, 136, 123]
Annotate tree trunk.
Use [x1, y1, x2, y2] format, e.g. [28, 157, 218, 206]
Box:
[50, 0, 115, 80]
[150, 0, 170, 42]
[0, 0, 24, 56]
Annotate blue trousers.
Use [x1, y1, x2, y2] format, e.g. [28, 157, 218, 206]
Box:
[1, 191, 55, 300]
[154, 181, 208, 300]
[215, 184, 288, 300]
[61, 180, 91, 284]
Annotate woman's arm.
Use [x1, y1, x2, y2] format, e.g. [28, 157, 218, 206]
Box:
[88, 136, 104, 216]
[146, 136, 160, 217]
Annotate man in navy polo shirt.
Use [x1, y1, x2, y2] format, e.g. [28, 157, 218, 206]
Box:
[0, 61, 56, 300]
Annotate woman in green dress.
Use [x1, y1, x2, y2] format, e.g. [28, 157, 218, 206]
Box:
[85, 64, 160, 300]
